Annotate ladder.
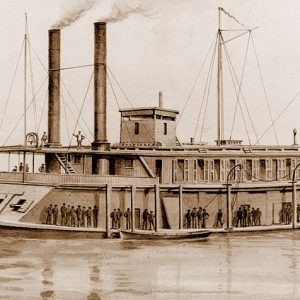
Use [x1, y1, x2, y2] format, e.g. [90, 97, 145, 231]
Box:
[55, 153, 76, 174]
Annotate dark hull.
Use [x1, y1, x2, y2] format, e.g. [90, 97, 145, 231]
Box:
[120, 229, 212, 240]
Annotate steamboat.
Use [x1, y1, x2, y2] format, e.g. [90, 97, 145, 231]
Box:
[0, 7, 298, 238]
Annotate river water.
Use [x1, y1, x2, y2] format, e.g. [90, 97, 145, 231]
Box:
[0, 231, 300, 300]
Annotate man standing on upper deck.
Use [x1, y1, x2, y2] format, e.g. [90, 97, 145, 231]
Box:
[40, 131, 48, 148]
[191, 207, 198, 229]
[73, 131, 85, 150]
[60, 203, 66, 226]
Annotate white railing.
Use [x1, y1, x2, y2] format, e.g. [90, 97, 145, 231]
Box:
[0, 172, 158, 186]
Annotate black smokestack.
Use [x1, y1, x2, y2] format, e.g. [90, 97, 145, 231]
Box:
[48, 29, 61, 146]
[92, 22, 108, 148]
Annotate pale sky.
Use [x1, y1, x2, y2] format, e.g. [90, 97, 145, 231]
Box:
[0, 0, 300, 146]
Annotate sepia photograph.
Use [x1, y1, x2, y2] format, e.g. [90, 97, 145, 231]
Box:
[0, 0, 299, 299]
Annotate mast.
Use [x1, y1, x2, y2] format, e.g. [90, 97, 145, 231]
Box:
[217, 7, 224, 146]
[23, 13, 28, 182]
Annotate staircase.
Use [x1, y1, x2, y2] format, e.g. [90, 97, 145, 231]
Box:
[55, 153, 76, 174]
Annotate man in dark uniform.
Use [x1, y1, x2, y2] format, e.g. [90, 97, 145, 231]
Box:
[93, 205, 98, 228]
[284, 205, 291, 224]
[60, 203, 66, 226]
[66, 205, 71, 226]
[82, 206, 87, 227]
[242, 207, 247, 227]
[148, 211, 155, 230]
[53, 204, 58, 225]
[250, 207, 256, 226]
[76, 205, 82, 227]
[142, 209, 149, 230]
[185, 210, 192, 229]
[191, 207, 198, 229]
[116, 208, 122, 229]
[197, 207, 203, 228]
[124, 208, 131, 230]
[45, 204, 53, 225]
[70, 206, 77, 227]
[236, 207, 243, 227]
[202, 209, 209, 228]
[256, 208, 262, 225]
[110, 209, 117, 229]
[86, 207, 92, 227]
[216, 209, 223, 228]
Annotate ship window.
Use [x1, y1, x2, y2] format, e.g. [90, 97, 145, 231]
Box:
[184, 160, 189, 182]
[125, 159, 133, 168]
[214, 159, 220, 182]
[164, 123, 167, 135]
[74, 154, 81, 164]
[134, 122, 139, 135]
[198, 159, 204, 182]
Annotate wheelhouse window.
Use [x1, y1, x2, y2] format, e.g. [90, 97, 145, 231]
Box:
[134, 122, 139, 135]
[163, 123, 167, 135]
[74, 154, 81, 164]
[125, 159, 133, 168]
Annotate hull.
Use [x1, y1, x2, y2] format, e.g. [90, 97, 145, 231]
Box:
[120, 229, 212, 240]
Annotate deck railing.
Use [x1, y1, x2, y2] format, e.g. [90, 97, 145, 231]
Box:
[0, 172, 158, 186]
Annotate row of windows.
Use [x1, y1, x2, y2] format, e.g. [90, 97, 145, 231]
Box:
[171, 158, 300, 183]
[134, 122, 168, 135]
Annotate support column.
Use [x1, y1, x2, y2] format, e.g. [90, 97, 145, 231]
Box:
[106, 184, 111, 238]
[292, 182, 297, 229]
[179, 185, 183, 229]
[131, 185, 135, 232]
[226, 184, 233, 230]
[155, 184, 160, 232]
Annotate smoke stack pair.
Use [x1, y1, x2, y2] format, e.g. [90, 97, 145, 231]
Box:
[47, 23, 108, 150]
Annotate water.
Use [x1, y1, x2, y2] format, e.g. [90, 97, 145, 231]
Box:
[0, 232, 300, 300]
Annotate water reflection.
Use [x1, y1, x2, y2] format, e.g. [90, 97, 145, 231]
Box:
[0, 232, 299, 299]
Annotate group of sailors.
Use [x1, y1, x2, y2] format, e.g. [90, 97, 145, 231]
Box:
[12, 162, 46, 173]
[110, 208, 156, 230]
[234, 206, 262, 227]
[279, 204, 300, 224]
[184, 207, 209, 229]
[44, 203, 98, 228]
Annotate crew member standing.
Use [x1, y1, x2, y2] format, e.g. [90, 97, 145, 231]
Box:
[191, 207, 198, 229]
[45, 204, 53, 225]
[73, 131, 85, 150]
[216, 209, 223, 228]
[116, 208, 122, 229]
[86, 207, 92, 227]
[148, 211, 155, 230]
[142, 209, 149, 230]
[236, 207, 243, 227]
[185, 209, 192, 229]
[93, 205, 98, 228]
[40, 131, 48, 148]
[202, 209, 209, 229]
[53, 204, 59, 225]
[124, 208, 131, 230]
[60, 203, 67, 226]
[76, 205, 82, 227]
[197, 207, 203, 228]
[297, 204, 300, 223]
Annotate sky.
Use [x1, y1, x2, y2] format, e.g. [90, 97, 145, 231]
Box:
[0, 0, 300, 146]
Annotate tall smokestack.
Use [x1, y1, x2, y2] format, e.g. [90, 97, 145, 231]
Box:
[48, 29, 61, 146]
[45, 29, 61, 174]
[92, 22, 110, 175]
[92, 22, 108, 148]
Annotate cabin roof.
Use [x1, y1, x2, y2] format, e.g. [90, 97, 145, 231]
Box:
[119, 107, 179, 117]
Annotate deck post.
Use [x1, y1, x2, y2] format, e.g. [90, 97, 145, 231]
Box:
[155, 184, 160, 232]
[226, 184, 233, 230]
[106, 184, 111, 238]
[179, 185, 183, 229]
[292, 182, 297, 229]
[131, 185, 135, 232]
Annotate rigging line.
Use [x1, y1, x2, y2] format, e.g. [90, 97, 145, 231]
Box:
[61, 81, 93, 139]
[26, 18, 38, 132]
[0, 39, 25, 134]
[229, 32, 251, 139]
[193, 36, 218, 139]
[250, 33, 279, 146]
[219, 7, 247, 29]
[28, 41, 94, 139]
[106, 66, 156, 143]
[200, 40, 218, 142]
[61, 90, 71, 146]
[68, 70, 94, 149]
[2, 76, 48, 146]
[177, 34, 218, 127]
[107, 73, 135, 145]
[203, 189, 223, 209]
[37, 88, 48, 133]
[49, 64, 94, 71]
[255, 90, 300, 145]
[223, 44, 251, 144]
[221, 37, 260, 144]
